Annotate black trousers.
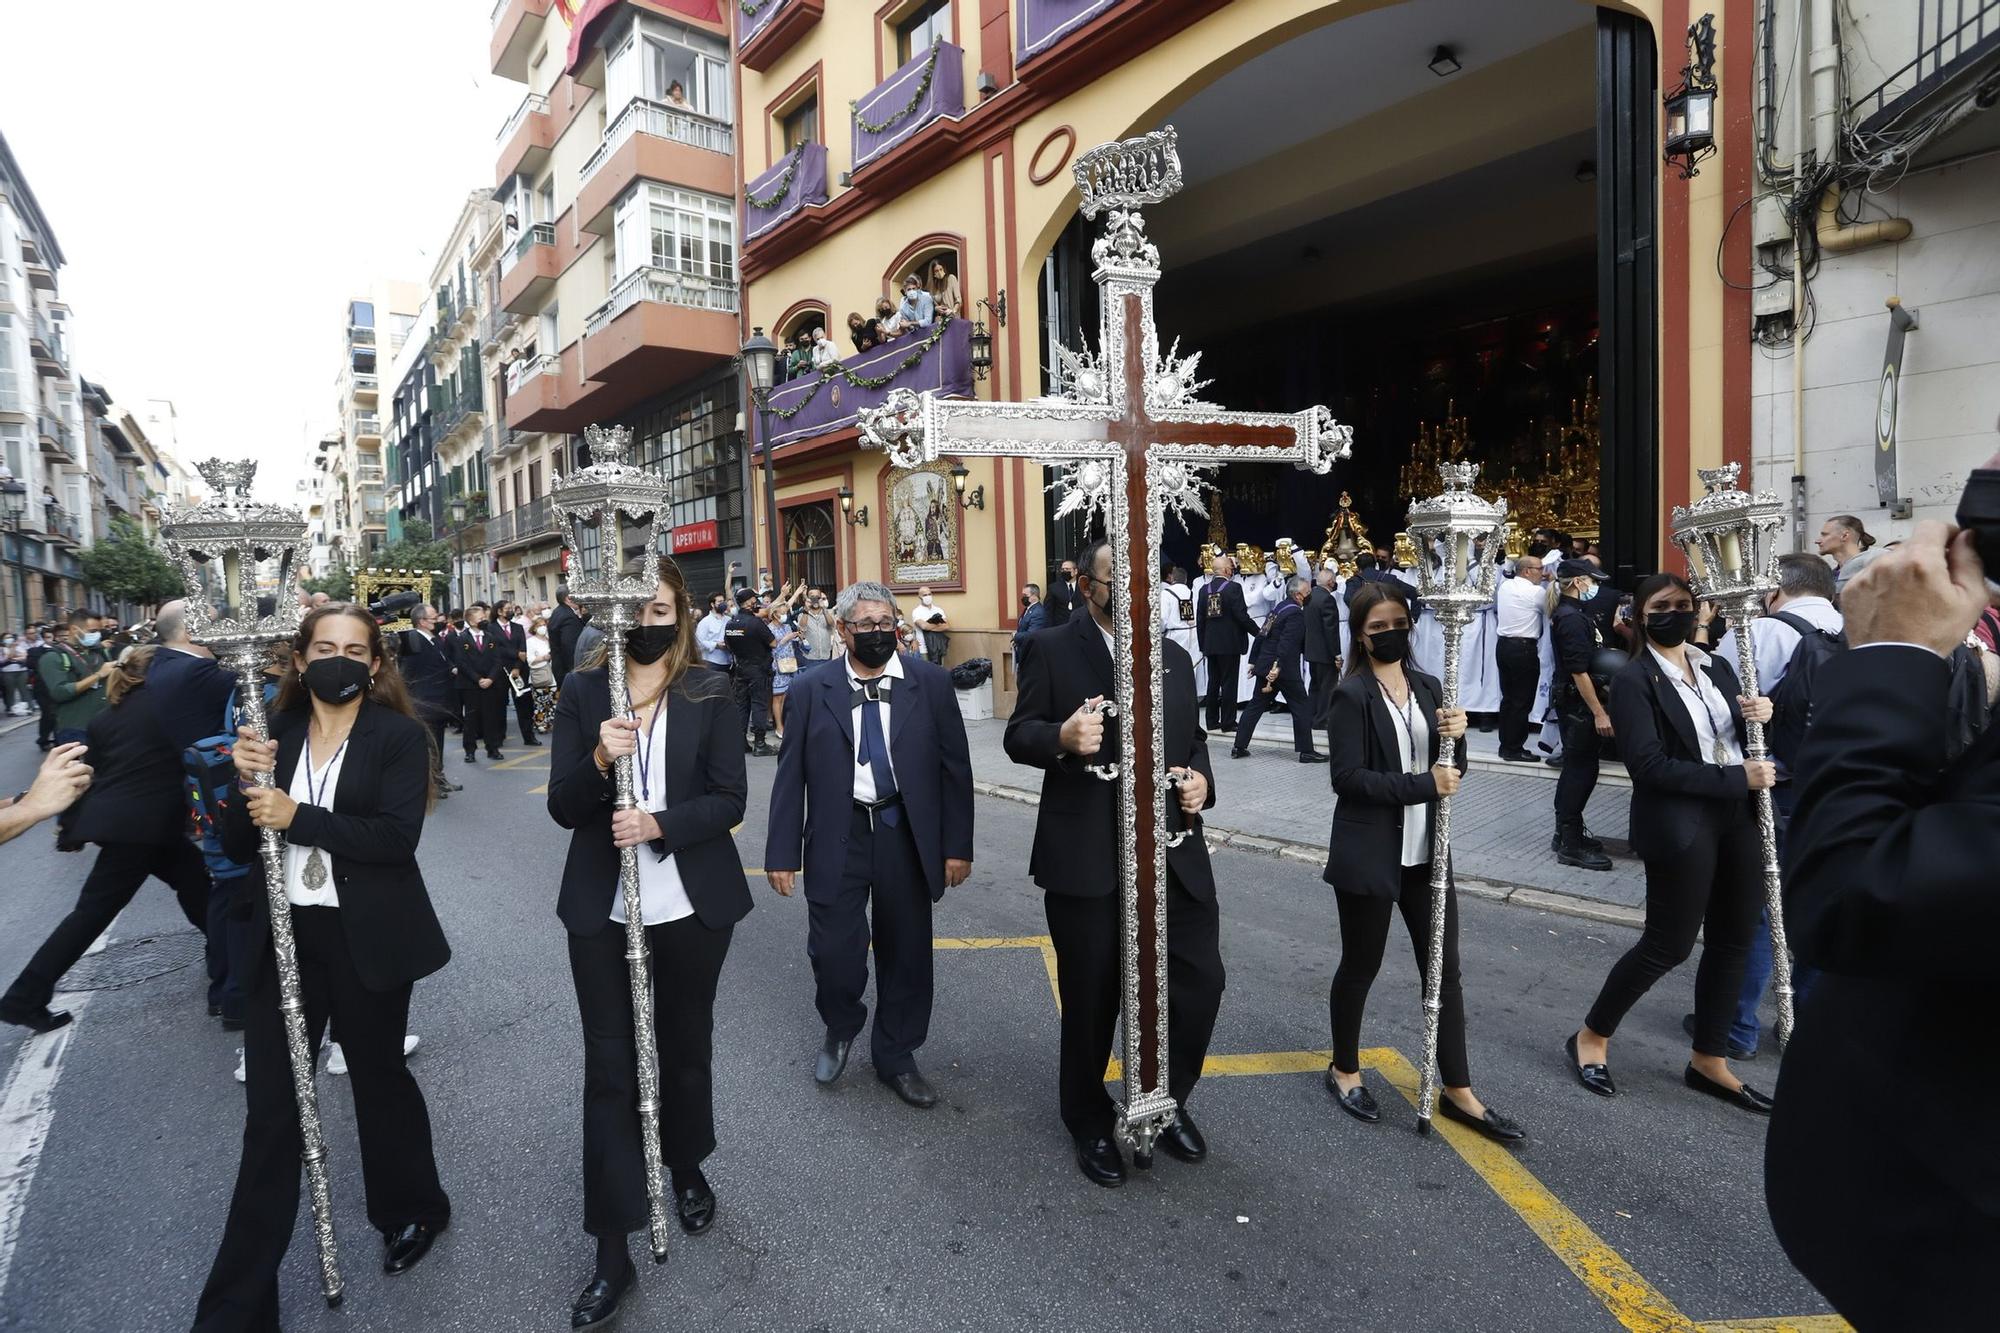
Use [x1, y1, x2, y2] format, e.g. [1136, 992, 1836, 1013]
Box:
[1584, 809, 1762, 1057]
[1330, 864, 1469, 1087]
[195, 907, 449, 1333]
[1307, 661, 1338, 729]
[511, 678, 538, 741]
[205, 873, 255, 1023]
[808, 806, 932, 1075]
[567, 914, 733, 1238]
[1201, 654, 1240, 730]
[3, 840, 208, 1012]
[1495, 638, 1540, 752]
[460, 686, 505, 757]
[1232, 670, 1313, 754]
[423, 714, 450, 779]
[1043, 872, 1225, 1140]
[730, 666, 772, 740]
[1552, 702, 1602, 827]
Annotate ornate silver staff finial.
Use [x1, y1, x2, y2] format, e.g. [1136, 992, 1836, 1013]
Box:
[196, 458, 260, 508]
[1072, 125, 1184, 217]
[1697, 461, 1743, 494]
[1439, 460, 1481, 491]
[583, 422, 635, 470]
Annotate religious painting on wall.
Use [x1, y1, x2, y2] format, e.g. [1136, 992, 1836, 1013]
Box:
[880, 458, 961, 590]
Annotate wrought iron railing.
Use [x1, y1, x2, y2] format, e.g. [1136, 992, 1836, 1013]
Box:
[1848, 0, 2000, 124]
[578, 98, 734, 184]
[506, 353, 559, 395]
[584, 266, 739, 337]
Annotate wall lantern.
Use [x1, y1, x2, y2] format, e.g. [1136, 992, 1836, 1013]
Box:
[950, 462, 986, 511]
[1664, 14, 1719, 179]
[969, 321, 993, 381]
[837, 485, 869, 527]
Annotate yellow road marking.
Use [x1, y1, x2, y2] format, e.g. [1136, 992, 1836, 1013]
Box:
[1695, 1320, 1853, 1332]
[934, 935, 1054, 949]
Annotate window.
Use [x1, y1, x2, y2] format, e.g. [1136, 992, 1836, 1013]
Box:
[625, 374, 745, 550]
[782, 501, 836, 591]
[2, 423, 23, 477]
[0, 314, 17, 411]
[528, 460, 543, 502]
[612, 185, 736, 283]
[895, 0, 950, 65]
[605, 19, 730, 121]
[782, 96, 819, 151]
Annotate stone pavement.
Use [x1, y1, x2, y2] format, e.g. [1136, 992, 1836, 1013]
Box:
[963, 711, 1649, 922]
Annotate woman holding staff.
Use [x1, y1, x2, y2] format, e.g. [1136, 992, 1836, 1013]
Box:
[1319, 583, 1524, 1143]
[548, 555, 750, 1329]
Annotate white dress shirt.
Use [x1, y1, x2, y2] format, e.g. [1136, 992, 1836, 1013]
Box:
[696, 610, 733, 666]
[1647, 644, 1744, 766]
[1495, 576, 1548, 639]
[283, 738, 348, 908]
[848, 652, 906, 803]
[610, 703, 694, 926]
[1713, 596, 1843, 692]
[1381, 686, 1433, 866]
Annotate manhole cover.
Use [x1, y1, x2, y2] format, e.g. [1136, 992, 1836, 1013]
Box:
[58, 929, 208, 992]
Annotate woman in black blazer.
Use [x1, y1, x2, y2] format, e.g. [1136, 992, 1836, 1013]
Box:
[1321, 584, 1524, 1143]
[548, 555, 750, 1330]
[0, 646, 210, 1033]
[194, 605, 452, 1333]
[1565, 573, 1778, 1114]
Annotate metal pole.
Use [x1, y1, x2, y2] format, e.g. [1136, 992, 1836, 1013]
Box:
[228, 650, 344, 1306]
[1725, 609, 1795, 1047]
[758, 397, 781, 585]
[1416, 613, 1466, 1134]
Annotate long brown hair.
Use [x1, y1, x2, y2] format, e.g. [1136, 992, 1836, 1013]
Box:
[576, 555, 728, 702]
[1343, 581, 1412, 679]
[274, 604, 438, 806]
[105, 644, 159, 707]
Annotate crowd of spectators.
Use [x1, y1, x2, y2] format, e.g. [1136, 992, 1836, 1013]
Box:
[776, 257, 963, 384]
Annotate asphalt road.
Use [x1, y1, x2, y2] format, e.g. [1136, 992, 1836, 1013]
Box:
[0, 718, 1837, 1332]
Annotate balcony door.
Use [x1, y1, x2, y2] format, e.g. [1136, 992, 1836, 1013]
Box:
[782, 501, 837, 592]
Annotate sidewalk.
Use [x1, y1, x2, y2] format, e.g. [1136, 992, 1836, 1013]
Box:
[963, 710, 1648, 927]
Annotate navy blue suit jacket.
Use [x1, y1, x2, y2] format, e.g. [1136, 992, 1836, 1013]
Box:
[764, 652, 974, 904]
[144, 646, 240, 754]
[397, 628, 457, 720]
[1250, 599, 1306, 678]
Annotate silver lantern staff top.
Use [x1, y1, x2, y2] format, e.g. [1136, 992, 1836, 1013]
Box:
[160, 459, 309, 650]
[1405, 461, 1509, 611]
[550, 424, 673, 603]
[1669, 462, 1787, 600]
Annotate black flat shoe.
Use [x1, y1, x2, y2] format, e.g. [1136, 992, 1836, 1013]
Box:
[1565, 1033, 1616, 1098]
[1438, 1096, 1527, 1143]
[382, 1220, 444, 1274]
[0, 1004, 72, 1034]
[1298, 751, 1328, 764]
[1155, 1110, 1207, 1163]
[1497, 747, 1539, 762]
[1228, 749, 1250, 759]
[571, 1261, 635, 1328]
[1681, 1012, 1757, 1061]
[878, 1068, 939, 1109]
[1324, 1067, 1380, 1122]
[1073, 1134, 1126, 1188]
[463, 752, 477, 763]
[1683, 1064, 1774, 1115]
[813, 1035, 852, 1086]
[674, 1170, 715, 1235]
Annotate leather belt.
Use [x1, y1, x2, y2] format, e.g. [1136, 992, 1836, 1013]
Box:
[853, 793, 903, 813]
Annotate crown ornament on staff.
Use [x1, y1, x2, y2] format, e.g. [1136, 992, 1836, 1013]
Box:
[1670, 462, 1786, 600]
[551, 423, 671, 605]
[1405, 461, 1508, 613]
[1074, 126, 1183, 277]
[160, 458, 308, 650]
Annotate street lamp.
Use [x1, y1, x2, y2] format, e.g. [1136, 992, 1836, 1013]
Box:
[740, 326, 780, 585]
[949, 462, 985, 511]
[1, 481, 29, 631]
[448, 495, 469, 610]
[837, 485, 868, 527]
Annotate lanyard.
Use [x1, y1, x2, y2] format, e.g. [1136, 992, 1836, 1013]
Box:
[1669, 665, 1733, 763]
[1383, 683, 1423, 775]
[624, 687, 663, 805]
[303, 732, 348, 809]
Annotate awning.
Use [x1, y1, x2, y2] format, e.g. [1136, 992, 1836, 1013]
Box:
[566, 0, 722, 75]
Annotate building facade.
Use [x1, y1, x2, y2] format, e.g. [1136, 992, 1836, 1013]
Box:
[327, 280, 423, 571]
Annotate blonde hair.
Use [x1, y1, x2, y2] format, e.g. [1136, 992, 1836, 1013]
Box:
[106, 644, 159, 707]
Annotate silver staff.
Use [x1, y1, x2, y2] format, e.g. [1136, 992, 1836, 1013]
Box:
[161, 460, 342, 1306]
[551, 424, 675, 1263]
[1670, 463, 1795, 1047]
[1404, 463, 1507, 1135]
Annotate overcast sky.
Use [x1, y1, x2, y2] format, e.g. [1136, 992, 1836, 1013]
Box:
[1, 2, 522, 500]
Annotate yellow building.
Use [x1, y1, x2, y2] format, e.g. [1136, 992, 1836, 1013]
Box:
[736, 0, 1763, 708]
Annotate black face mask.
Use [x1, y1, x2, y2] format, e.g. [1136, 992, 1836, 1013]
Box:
[1645, 609, 1697, 647]
[1365, 627, 1410, 664]
[303, 656, 371, 705]
[850, 630, 897, 669]
[625, 623, 679, 665]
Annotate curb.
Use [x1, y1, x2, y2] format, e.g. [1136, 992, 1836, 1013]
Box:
[969, 778, 1646, 931]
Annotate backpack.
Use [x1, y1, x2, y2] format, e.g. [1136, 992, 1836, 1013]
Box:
[1764, 610, 1847, 771]
[182, 685, 274, 882]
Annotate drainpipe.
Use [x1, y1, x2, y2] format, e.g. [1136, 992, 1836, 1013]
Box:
[1815, 183, 1913, 252]
[1791, 0, 1812, 548]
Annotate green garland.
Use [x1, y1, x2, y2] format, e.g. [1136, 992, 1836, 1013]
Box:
[739, 0, 774, 18]
[850, 43, 942, 136]
[767, 316, 954, 422]
[745, 145, 804, 211]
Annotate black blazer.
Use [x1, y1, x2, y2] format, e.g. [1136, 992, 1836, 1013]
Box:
[58, 685, 190, 849]
[1003, 614, 1216, 900]
[143, 647, 240, 754]
[496, 619, 527, 671]
[397, 628, 457, 719]
[1194, 576, 1259, 655]
[1609, 648, 1754, 861]
[1322, 669, 1461, 898]
[547, 604, 585, 684]
[1302, 587, 1341, 666]
[451, 623, 506, 693]
[219, 701, 451, 992]
[1250, 599, 1306, 678]
[1041, 576, 1077, 628]
[547, 666, 752, 937]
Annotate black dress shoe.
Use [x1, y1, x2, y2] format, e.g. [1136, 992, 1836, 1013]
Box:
[1497, 747, 1539, 763]
[1681, 1012, 1757, 1061]
[1438, 1096, 1527, 1143]
[1228, 749, 1250, 759]
[1565, 1033, 1616, 1098]
[879, 1069, 939, 1109]
[1324, 1067, 1381, 1122]
[0, 1003, 72, 1034]
[463, 752, 477, 763]
[1073, 1134, 1126, 1188]
[674, 1170, 716, 1234]
[207, 1002, 222, 1017]
[1155, 1110, 1207, 1162]
[571, 1261, 635, 1328]
[1298, 751, 1329, 764]
[1683, 1064, 1774, 1115]
[813, 1035, 852, 1086]
[382, 1220, 444, 1274]
[488, 750, 504, 760]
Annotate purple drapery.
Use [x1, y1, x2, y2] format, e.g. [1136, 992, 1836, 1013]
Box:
[744, 141, 829, 242]
[759, 320, 973, 451]
[1017, 0, 1123, 61]
[739, 0, 790, 47]
[852, 42, 964, 171]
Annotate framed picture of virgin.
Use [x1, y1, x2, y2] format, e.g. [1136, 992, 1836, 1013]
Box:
[878, 458, 963, 591]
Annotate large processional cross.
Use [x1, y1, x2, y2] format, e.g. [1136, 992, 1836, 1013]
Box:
[859, 126, 1353, 1158]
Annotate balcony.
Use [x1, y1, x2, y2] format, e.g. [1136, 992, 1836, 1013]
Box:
[763, 317, 972, 452]
[482, 305, 523, 346]
[44, 504, 80, 547]
[853, 41, 965, 174]
[0, 387, 23, 417]
[503, 352, 569, 432]
[355, 464, 386, 486]
[354, 414, 383, 440]
[495, 92, 554, 185]
[437, 384, 486, 443]
[577, 100, 736, 235]
[738, 0, 823, 73]
[351, 372, 379, 403]
[29, 313, 66, 375]
[1018, 0, 1127, 65]
[348, 324, 376, 347]
[745, 141, 830, 244]
[491, 0, 553, 81]
[25, 260, 55, 292]
[37, 415, 77, 464]
[1849, 0, 2000, 137]
[578, 266, 740, 411]
[500, 222, 559, 314]
[493, 494, 557, 552]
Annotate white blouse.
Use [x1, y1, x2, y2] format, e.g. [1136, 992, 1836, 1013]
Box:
[1647, 645, 1744, 767]
[610, 701, 695, 927]
[283, 739, 347, 908]
[1382, 687, 1433, 867]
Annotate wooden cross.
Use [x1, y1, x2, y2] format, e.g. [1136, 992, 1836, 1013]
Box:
[860, 125, 1352, 1156]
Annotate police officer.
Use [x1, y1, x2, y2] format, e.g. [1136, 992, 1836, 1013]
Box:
[723, 588, 777, 757]
[1549, 559, 1614, 871]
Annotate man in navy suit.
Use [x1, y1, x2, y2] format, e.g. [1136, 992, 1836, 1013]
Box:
[1193, 554, 1259, 733]
[1231, 575, 1325, 763]
[398, 604, 462, 798]
[452, 602, 507, 761]
[764, 580, 975, 1109]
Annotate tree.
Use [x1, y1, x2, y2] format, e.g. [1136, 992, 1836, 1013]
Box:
[303, 563, 353, 600]
[79, 517, 184, 611]
[367, 520, 453, 582]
